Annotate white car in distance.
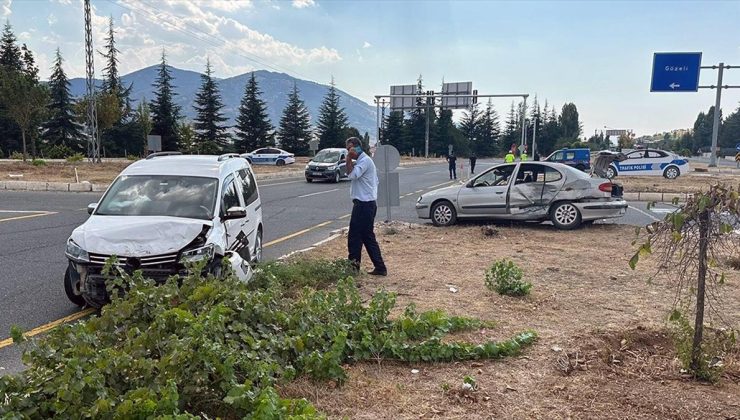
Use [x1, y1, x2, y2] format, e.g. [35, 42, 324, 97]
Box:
[241, 147, 295, 166]
[606, 149, 690, 179]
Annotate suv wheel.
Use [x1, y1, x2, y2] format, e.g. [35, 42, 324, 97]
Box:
[64, 264, 85, 306]
[431, 201, 457, 227]
[550, 201, 582, 230]
[333, 170, 340, 183]
[276, 159, 285, 166]
[305, 177, 313, 183]
[252, 229, 263, 264]
[605, 166, 617, 179]
[663, 166, 680, 179]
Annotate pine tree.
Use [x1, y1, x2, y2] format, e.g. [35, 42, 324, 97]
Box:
[403, 75, 428, 155]
[42, 48, 83, 150]
[277, 83, 312, 156]
[317, 78, 349, 149]
[0, 21, 22, 71]
[558, 103, 582, 140]
[234, 72, 274, 153]
[21, 44, 38, 81]
[459, 104, 481, 154]
[381, 111, 404, 149]
[150, 50, 182, 151]
[193, 59, 229, 154]
[100, 16, 131, 118]
[501, 101, 520, 152]
[477, 101, 500, 157]
[0, 21, 23, 156]
[434, 109, 457, 156]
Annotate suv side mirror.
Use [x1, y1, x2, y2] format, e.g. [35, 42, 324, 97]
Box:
[223, 206, 247, 220]
[87, 202, 97, 215]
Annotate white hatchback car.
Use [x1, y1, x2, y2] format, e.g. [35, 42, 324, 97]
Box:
[606, 149, 689, 179]
[64, 153, 263, 308]
[241, 147, 295, 166]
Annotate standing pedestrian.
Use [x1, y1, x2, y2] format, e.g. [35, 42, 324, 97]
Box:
[504, 145, 516, 163]
[469, 152, 477, 175]
[521, 145, 529, 161]
[345, 137, 387, 276]
[447, 153, 457, 179]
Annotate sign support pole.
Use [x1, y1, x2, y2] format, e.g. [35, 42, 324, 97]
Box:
[384, 145, 391, 222]
[709, 63, 724, 167]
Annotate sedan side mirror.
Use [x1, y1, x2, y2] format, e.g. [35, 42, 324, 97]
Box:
[466, 180, 476, 188]
[223, 206, 247, 220]
[87, 202, 97, 215]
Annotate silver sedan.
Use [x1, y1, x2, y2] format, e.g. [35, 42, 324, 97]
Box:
[416, 161, 627, 229]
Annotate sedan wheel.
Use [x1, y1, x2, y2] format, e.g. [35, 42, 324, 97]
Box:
[605, 166, 617, 179]
[664, 166, 680, 179]
[431, 201, 457, 227]
[551, 202, 582, 230]
[276, 159, 285, 166]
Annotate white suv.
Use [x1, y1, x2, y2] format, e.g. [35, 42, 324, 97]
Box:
[63, 153, 263, 308]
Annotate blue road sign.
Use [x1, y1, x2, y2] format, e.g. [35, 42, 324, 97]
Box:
[650, 52, 702, 92]
[736, 143, 740, 151]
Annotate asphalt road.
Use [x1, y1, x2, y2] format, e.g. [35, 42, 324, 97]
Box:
[0, 159, 676, 373]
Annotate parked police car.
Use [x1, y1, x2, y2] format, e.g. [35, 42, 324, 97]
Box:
[605, 149, 689, 179]
[241, 147, 295, 166]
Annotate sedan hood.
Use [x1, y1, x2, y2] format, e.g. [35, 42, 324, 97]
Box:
[71, 215, 212, 256]
[423, 184, 462, 198]
[308, 162, 338, 167]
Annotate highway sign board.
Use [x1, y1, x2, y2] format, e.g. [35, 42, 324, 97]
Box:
[441, 81, 473, 109]
[147, 135, 162, 152]
[390, 84, 418, 111]
[650, 52, 702, 92]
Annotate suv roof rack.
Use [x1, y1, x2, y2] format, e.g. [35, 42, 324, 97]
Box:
[217, 153, 241, 162]
[146, 151, 182, 160]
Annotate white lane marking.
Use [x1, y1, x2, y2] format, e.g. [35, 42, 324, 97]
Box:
[415, 190, 423, 193]
[259, 180, 303, 187]
[423, 170, 441, 175]
[628, 205, 661, 222]
[428, 181, 455, 189]
[0, 210, 53, 213]
[298, 188, 340, 198]
[651, 208, 677, 214]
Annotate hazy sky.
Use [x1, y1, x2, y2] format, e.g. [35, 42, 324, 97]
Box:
[4, 0, 740, 137]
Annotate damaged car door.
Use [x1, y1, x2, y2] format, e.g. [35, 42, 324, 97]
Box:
[508, 164, 565, 215]
[220, 174, 251, 262]
[457, 164, 515, 216]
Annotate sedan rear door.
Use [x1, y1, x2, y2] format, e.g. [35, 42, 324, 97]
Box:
[508, 164, 565, 210]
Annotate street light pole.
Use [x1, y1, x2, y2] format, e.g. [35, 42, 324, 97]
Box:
[709, 63, 724, 167]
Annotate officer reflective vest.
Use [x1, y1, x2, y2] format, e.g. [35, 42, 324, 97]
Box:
[504, 153, 515, 163]
[521, 152, 528, 161]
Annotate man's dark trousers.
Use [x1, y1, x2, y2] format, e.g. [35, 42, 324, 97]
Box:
[449, 164, 457, 179]
[470, 158, 477, 174]
[348, 199, 386, 272]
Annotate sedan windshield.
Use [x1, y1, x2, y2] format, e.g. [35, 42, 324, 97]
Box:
[95, 175, 218, 220]
[313, 151, 341, 163]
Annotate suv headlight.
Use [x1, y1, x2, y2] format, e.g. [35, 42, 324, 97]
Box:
[180, 244, 215, 263]
[65, 239, 89, 262]
[327, 165, 337, 171]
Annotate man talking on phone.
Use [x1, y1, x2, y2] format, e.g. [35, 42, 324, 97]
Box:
[344, 137, 387, 276]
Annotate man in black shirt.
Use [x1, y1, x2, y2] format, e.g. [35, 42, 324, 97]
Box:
[446, 153, 457, 180]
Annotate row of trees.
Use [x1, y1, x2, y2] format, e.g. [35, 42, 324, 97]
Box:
[0, 18, 368, 159]
[379, 76, 583, 158]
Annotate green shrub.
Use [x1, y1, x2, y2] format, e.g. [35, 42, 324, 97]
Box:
[43, 144, 74, 159]
[669, 310, 735, 382]
[10, 151, 24, 160]
[31, 159, 46, 167]
[485, 259, 531, 296]
[126, 154, 140, 161]
[0, 260, 537, 418]
[66, 153, 85, 162]
[679, 148, 693, 158]
[251, 258, 357, 292]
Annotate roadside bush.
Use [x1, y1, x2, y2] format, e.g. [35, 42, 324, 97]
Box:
[0, 260, 537, 418]
[10, 151, 24, 160]
[669, 310, 735, 382]
[485, 259, 531, 296]
[31, 159, 46, 167]
[43, 144, 74, 159]
[679, 148, 693, 158]
[251, 258, 356, 292]
[126, 154, 140, 161]
[66, 153, 85, 163]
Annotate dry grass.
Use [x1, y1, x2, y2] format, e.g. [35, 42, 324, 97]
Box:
[1, 156, 443, 184]
[284, 222, 740, 419]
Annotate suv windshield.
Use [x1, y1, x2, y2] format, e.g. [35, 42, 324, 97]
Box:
[313, 151, 341, 163]
[95, 175, 218, 220]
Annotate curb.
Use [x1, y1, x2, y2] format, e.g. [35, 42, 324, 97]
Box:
[0, 159, 447, 193]
[623, 191, 693, 202]
[278, 232, 342, 261]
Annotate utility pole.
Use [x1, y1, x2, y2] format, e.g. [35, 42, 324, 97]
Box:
[83, 0, 100, 163]
[700, 63, 737, 167]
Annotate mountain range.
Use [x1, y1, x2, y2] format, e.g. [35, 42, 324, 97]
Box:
[69, 66, 376, 139]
